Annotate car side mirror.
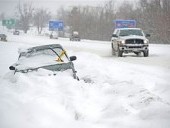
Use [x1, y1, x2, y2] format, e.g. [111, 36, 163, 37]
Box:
[145, 34, 150, 37]
[112, 34, 118, 38]
[9, 66, 15, 70]
[70, 56, 77, 61]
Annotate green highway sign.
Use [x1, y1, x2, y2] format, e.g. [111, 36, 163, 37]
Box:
[2, 19, 16, 27]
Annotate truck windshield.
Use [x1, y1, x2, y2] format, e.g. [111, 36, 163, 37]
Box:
[119, 29, 143, 36]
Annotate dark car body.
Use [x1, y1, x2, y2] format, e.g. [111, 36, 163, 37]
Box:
[0, 34, 7, 41]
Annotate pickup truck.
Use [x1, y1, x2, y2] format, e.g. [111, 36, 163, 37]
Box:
[111, 28, 150, 57]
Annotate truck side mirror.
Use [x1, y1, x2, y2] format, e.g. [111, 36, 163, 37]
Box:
[112, 34, 118, 37]
[145, 34, 150, 37]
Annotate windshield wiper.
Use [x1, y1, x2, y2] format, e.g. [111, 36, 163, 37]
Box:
[49, 47, 64, 62]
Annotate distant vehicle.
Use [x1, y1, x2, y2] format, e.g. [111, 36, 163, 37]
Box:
[13, 30, 20, 35]
[50, 31, 58, 39]
[0, 34, 7, 42]
[111, 28, 150, 57]
[70, 31, 81, 41]
[9, 44, 79, 80]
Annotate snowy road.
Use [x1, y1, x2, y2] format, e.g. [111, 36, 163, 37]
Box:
[6, 34, 170, 68]
[0, 34, 170, 128]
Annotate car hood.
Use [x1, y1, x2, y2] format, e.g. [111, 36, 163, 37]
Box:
[119, 35, 147, 40]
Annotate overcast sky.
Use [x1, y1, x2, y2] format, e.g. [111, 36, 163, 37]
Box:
[0, 0, 136, 17]
[0, 0, 108, 17]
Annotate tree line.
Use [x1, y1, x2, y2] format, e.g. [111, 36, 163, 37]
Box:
[1, 0, 169, 43]
[58, 0, 170, 43]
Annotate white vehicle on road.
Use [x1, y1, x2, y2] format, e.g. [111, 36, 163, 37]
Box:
[50, 31, 59, 39]
[111, 28, 150, 57]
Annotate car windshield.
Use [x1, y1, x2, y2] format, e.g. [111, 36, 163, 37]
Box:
[119, 29, 144, 36]
[18, 47, 69, 69]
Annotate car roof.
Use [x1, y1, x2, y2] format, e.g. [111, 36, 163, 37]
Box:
[115, 28, 141, 30]
[28, 44, 63, 51]
[19, 44, 63, 54]
[19, 44, 69, 59]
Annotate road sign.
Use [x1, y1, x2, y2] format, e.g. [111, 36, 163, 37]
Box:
[49, 21, 64, 31]
[113, 20, 136, 28]
[2, 19, 15, 27]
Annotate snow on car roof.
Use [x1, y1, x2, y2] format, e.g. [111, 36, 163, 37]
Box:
[28, 44, 63, 51]
[18, 44, 63, 54]
[115, 28, 142, 30]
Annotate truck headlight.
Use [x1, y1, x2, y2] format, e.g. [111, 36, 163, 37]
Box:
[121, 40, 125, 44]
[118, 40, 125, 45]
[144, 40, 148, 44]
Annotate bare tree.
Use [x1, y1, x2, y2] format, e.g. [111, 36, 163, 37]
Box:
[55, 0, 170, 43]
[162, 0, 170, 43]
[16, 2, 34, 33]
[0, 13, 5, 21]
[33, 8, 51, 34]
[116, 1, 134, 20]
[56, 1, 116, 40]
[137, 0, 170, 43]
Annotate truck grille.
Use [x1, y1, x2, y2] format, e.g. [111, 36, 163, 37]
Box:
[125, 39, 144, 44]
[128, 46, 143, 48]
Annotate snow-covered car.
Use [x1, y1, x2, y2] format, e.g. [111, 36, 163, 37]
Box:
[9, 44, 79, 80]
[0, 34, 7, 41]
[50, 31, 58, 39]
[111, 28, 150, 57]
[70, 31, 81, 41]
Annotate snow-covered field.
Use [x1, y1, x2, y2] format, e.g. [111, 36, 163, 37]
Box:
[0, 33, 170, 128]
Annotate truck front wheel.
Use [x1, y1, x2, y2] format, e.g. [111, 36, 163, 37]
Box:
[118, 48, 123, 57]
[111, 43, 116, 55]
[143, 50, 149, 57]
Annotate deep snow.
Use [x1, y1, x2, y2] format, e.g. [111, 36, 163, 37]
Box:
[0, 33, 170, 128]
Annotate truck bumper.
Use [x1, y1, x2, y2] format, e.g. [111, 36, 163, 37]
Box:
[119, 44, 148, 52]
